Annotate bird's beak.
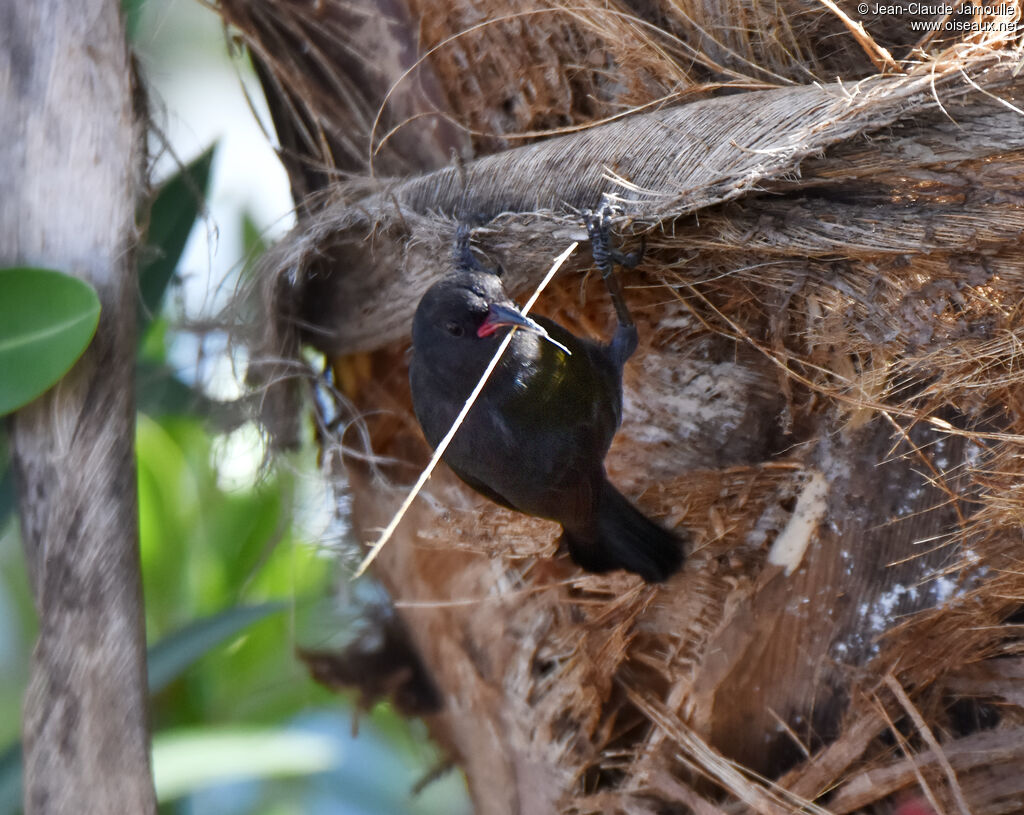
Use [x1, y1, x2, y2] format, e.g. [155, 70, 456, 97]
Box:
[477, 303, 546, 338]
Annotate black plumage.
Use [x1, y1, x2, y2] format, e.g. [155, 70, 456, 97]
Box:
[408, 224, 684, 582]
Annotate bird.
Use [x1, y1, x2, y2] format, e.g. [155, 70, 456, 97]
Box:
[408, 209, 684, 582]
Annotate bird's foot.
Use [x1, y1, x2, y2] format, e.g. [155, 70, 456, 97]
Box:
[612, 236, 645, 270]
[583, 200, 645, 268]
[582, 202, 616, 277]
[582, 200, 639, 329]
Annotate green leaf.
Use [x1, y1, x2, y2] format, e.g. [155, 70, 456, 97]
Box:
[135, 359, 251, 433]
[139, 145, 216, 328]
[121, 0, 145, 42]
[152, 727, 339, 802]
[136, 359, 214, 419]
[240, 210, 269, 267]
[147, 602, 286, 695]
[0, 267, 101, 416]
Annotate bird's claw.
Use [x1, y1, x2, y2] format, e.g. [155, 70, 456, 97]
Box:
[582, 202, 616, 275]
[583, 202, 645, 268]
[582, 203, 614, 239]
[582, 200, 638, 330]
[612, 237, 645, 269]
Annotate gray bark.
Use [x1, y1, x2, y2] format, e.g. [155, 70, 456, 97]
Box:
[0, 1, 156, 812]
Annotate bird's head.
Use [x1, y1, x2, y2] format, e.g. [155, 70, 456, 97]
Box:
[411, 272, 550, 372]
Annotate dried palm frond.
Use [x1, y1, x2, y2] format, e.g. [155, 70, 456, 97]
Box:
[221, 0, 1024, 810]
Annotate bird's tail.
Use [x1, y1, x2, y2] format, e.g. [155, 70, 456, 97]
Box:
[563, 479, 685, 582]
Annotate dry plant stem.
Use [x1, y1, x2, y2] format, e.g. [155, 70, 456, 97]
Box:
[815, 0, 899, 71]
[828, 727, 1024, 812]
[884, 674, 972, 815]
[780, 707, 888, 800]
[625, 686, 832, 815]
[873, 692, 944, 815]
[353, 241, 579, 576]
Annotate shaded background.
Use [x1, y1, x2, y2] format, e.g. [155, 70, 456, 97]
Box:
[0, 2, 471, 813]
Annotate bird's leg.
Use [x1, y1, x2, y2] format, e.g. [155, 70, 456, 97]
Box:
[453, 222, 503, 277]
[584, 202, 641, 364]
[583, 203, 642, 329]
[453, 223, 479, 273]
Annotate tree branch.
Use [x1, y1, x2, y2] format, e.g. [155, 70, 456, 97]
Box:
[0, 1, 156, 811]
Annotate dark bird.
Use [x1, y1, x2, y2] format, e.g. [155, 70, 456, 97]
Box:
[408, 210, 684, 582]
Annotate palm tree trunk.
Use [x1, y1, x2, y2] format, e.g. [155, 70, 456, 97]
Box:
[1, 1, 155, 811]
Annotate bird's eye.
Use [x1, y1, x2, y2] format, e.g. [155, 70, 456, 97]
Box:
[445, 321, 464, 337]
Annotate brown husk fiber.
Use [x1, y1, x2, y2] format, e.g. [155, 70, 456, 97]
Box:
[218, 0, 1024, 811]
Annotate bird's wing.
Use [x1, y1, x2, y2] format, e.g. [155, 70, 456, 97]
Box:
[446, 461, 518, 511]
